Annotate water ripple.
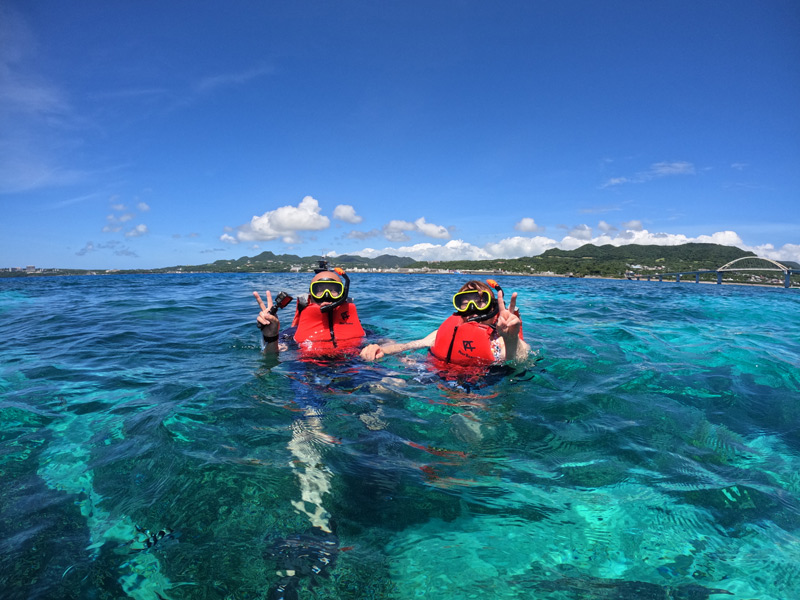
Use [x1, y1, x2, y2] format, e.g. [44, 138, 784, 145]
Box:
[1, 274, 799, 599]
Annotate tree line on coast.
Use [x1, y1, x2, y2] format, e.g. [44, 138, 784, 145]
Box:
[164, 242, 756, 278]
[4, 242, 757, 279]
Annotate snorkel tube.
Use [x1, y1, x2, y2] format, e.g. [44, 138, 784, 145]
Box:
[319, 267, 350, 313]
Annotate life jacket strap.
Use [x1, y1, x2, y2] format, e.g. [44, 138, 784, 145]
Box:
[444, 324, 459, 363]
[326, 310, 337, 347]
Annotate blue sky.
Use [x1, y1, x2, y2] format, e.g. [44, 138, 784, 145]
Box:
[2, 1, 799, 269]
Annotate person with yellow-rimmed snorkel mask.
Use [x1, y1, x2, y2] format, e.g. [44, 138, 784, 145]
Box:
[360, 279, 529, 365]
[254, 263, 365, 355]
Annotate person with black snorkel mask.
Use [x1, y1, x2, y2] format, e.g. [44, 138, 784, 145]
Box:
[254, 262, 365, 355]
[360, 279, 529, 365]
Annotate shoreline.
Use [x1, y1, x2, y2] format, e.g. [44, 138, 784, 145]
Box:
[3, 269, 795, 289]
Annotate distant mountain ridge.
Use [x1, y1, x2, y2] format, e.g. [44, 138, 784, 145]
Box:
[167, 242, 760, 278]
[539, 242, 755, 264]
[400, 242, 758, 277]
[4, 243, 782, 278]
[172, 250, 419, 273]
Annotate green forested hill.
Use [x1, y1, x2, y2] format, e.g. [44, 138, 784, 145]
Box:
[413, 243, 755, 277]
[540, 243, 753, 264]
[138, 251, 418, 273]
[5, 243, 765, 278]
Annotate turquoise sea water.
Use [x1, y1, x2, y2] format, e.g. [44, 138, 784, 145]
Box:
[1, 273, 799, 600]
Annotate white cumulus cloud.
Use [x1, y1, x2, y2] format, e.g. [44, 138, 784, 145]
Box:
[752, 243, 800, 265]
[380, 216, 451, 242]
[622, 220, 643, 231]
[484, 236, 558, 257]
[383, 219, 416, 242]
[356, 240, 492, 262]
[414, 217, 450, 239]
[568, 224, 593, 240]
[224, 195, 330, 244]
[333, 204, 362, 224]
[103, 212, 134, 232]
[125, 224, 148, 238]
[347, 227, 800, 265]
[514, 217, 545, 233]
[598, 220, 616, 233]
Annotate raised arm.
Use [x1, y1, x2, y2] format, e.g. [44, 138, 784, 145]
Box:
[254, 290, 280, 353]
[360, 330, 437, 361]
[495, 290, 530, 363]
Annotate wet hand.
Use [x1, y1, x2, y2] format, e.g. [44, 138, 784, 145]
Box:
[496, 290, 521, 339]
[253, 290, 280, 337]
[360, 344, 385, 361]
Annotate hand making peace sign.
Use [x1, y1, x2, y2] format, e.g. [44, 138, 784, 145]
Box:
[253, 290, 280, 339]
[495, 288, 522, 339]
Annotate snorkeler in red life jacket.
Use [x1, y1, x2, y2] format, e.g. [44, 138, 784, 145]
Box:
[254, 266, 365, 356]
[360, 279, 529, 365]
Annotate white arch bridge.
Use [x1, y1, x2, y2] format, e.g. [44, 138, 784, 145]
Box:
[631, 256, 799, 288]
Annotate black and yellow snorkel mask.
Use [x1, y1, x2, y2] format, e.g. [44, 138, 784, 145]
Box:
[309, 267, 351, 313]
[309, 279, 345, 301]
[452, 289, 493, 314]
[452, 285, 499, 322]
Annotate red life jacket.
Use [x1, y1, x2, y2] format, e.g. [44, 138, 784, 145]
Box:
[430, 314, 497, 366]
[290, 298, 365, 354]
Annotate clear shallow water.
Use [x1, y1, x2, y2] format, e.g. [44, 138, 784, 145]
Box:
[1, 273, 799, 600]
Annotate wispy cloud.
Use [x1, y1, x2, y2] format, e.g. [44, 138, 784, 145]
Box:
[0, 5, 70, 120]
[50, 192, 103, 209]
[0, 157, 89, 194]
[601, 161, 696, 188]
[579, 204, 623, 214]
[346, 229, 381, 240]
[76, 240, 138, 258]
[195, 66, 273, 94]
[0, 5, 89, 194]
[88, 87, 167, 101]
[650, 161, 695, 176]
[600, 177, 630, 188]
